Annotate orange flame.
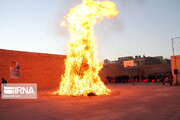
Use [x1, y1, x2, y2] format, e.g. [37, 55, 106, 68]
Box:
[55, 0, 119, 96]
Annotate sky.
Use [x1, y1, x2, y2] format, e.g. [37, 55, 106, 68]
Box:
[0, 0, 180, 61]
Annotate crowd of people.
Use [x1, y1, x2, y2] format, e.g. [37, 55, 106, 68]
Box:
[106, 73, 173, 85]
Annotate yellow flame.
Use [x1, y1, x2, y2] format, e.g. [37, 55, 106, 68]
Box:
[55, 0, 119, 96]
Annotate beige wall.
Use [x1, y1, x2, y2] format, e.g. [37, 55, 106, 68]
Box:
[171, 56, 180, 85]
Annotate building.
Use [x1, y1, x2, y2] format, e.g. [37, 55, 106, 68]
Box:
[104, 59, 110, 64]
[106, 55, 167, 67]
[154, 56, 163, 63]
[100, 55, 171, 81]
[162, 59, 171, 64]
[144, 57, 161, 65]
[118, 56, 133, 66]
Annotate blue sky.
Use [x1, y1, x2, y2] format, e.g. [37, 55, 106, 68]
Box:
[0, 0, 180, 61]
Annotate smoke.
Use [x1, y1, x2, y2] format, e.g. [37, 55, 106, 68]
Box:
[53, 0, 81, 38]
[121, 0, 145, 6]
[96, 0, 146, 40]
[54, 22, 69, 37]
[95, 17, 124, 47]
[108, 17, 124, 34]
[121, 0, 146, 10]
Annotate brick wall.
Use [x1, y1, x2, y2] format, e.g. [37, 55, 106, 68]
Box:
[99, 63, 171, 82]
[99, 64, 119, 82]
[0, 49, 66, 90]
[171, 55, 180, 84]
[139, 63, 171, 75]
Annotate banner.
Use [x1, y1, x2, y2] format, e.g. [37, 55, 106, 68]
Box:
[124, 60, 134, 67]
[10, 61, 20, 79]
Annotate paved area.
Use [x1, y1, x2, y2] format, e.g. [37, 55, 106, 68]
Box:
[1, 83, 180, 120]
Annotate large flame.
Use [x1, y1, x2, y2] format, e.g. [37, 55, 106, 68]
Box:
[56, 0, 119, 96]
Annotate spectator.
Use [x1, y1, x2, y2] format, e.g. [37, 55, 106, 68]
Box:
[162, 74, 166, 85]
[169, 74, 173, 86]
[1, 78, 7, 93]
[164, 76, 169, 85]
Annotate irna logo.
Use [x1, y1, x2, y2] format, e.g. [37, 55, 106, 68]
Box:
[1, 83, 37, 99]
[4, 86, 35, 94]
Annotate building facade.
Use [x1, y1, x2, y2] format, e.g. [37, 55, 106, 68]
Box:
[99, 55, 171, 82]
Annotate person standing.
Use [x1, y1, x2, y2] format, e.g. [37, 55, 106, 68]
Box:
[162, 74, 165, 85]
[164, 76, 169, 85]
[2, 78, 7, 93]
[169, 74, 173, 86]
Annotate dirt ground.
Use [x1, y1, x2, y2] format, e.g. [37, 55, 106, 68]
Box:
[1, 82, 180, 120]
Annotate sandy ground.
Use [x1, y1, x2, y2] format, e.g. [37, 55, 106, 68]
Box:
[0, 82, 180, 120]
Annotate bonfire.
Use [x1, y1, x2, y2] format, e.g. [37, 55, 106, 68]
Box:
[55, 0, 119, 96]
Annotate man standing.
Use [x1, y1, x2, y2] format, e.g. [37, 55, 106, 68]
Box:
[169, 74, 173, 86]
[1, 78, 7, 93]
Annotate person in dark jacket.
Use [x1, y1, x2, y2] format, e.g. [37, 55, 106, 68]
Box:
[1, 78, 7, 93]
[2, 78, 7, 84]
